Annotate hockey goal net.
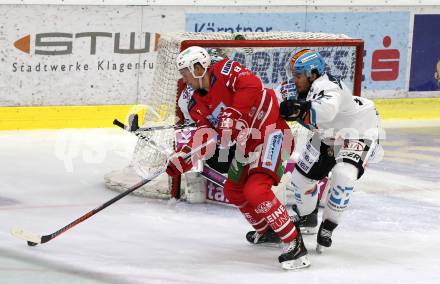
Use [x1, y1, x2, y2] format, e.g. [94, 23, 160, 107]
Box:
[104, 32, 364, 201]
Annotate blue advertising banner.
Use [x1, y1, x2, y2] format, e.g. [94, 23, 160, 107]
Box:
[409, 15, 440, 92]
[186, 12, 410, 91]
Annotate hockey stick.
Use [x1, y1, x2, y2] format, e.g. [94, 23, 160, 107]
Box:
[113, 119, 174, 155]
[11, 138, 215, 247]
[200, 165, 226, 187]
[136, 122, 196, 132]
[11, 169, 164, 246]
[115, 119, 227, 188]
[113, 114, 195, 133]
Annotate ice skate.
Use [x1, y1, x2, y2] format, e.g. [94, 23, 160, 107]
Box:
[246, 227, 281, 246]
[316, 219, 338, 254]
[278, 232, 310, 270]
[291, 204, 318, 235]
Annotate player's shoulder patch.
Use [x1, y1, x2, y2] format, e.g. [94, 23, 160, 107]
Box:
[220, 60, 233, 75]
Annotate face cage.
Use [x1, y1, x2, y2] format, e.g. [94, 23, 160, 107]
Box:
[188, 63, 208, 79]
[285, 60, 315, 81]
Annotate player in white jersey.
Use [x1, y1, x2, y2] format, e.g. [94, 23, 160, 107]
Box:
[279, 49, 381, 253]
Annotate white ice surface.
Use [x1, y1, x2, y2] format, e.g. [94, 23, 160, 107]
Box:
[1, 129, 439, 284]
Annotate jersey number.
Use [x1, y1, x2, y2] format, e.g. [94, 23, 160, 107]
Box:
[354, 98, 363, 106]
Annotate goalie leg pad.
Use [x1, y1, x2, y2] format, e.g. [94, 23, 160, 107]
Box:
[183, 172, 207, 203]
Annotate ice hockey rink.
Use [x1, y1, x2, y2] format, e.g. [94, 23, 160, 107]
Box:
[0, 125, 439, 284]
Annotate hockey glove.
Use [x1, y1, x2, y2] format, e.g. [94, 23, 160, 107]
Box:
[279, 99, 311, 122]
[216, 107, 247, 148]
[166, 145, 194, 177]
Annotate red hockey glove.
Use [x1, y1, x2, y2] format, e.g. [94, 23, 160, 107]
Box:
[166, 145, 194, 177]
[216, 107, 247, 147]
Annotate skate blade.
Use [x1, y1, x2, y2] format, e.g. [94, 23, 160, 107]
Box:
[316, 244, 324, 254]
[281, 255, 311, 270]
[252, 242, 281, 248]
[301, 227, 318, 235]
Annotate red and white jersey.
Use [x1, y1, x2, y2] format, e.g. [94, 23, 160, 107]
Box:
[305, 74, 380, 141]
[186, 59, 291, 153]
[189, 59, 279, 132]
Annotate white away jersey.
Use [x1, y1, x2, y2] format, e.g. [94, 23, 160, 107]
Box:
[305, 74, 380, 141]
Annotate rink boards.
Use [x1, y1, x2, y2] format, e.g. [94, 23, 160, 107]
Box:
[1, 98, 440, 130]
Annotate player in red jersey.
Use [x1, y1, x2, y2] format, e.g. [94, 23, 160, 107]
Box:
[166, 46, 310, 270]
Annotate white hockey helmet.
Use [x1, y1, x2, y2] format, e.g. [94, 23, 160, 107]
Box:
[176, 46, 211, 79]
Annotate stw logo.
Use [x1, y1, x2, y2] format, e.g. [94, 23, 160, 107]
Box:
[14, 32, 160, 55]
[14, 35, 31, 54]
